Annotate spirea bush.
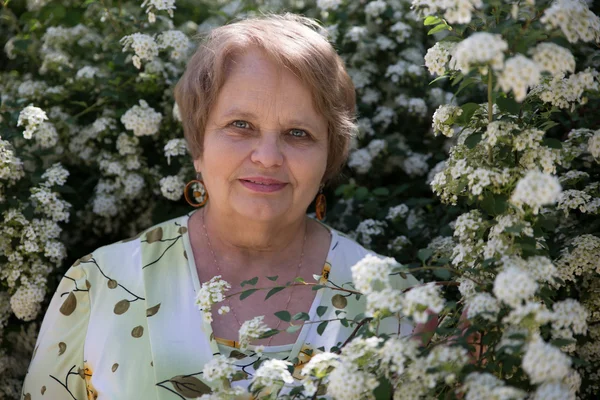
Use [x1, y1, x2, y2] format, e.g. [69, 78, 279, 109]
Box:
[1, 0, 599, 398]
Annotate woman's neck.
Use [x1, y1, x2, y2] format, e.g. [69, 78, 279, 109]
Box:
[191, 205, 308, 276]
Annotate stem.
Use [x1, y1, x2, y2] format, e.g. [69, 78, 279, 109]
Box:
[226, 282, 362, 300]
[337, 317, 373, 353]
[487, 69, 493, 125]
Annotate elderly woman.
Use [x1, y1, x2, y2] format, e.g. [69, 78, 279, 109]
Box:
[21, 14, 422, 399]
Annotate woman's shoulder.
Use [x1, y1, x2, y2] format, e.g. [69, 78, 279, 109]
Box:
[80, 212, 191, 273]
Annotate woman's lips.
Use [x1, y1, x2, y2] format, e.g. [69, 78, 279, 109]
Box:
[239, 178, 287, 193]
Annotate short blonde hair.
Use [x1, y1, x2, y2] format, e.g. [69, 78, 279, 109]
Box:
[174, 13, 357, 183]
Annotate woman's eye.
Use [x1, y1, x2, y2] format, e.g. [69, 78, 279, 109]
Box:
[231, 120, 250, 129]
[289, 129, 307, 138]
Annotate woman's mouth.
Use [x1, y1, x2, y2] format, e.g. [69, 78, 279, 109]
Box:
[239, 177, 288, 193]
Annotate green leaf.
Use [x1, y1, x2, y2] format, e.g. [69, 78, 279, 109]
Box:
[496, 96, 521, 114]
[424, 16, 442, 25]
[428, 75, 449, 85]
[417, 248, 434, 263]
[293, 312, 311, 321]
[317, 321, 329, 335]
[373, 377, 392, 399]
[286, 324, 302, 334]
[274, 311, 291, 322]
[312, 285, 326, 291]
[372, 187, 390, 196]
[464, 133, 483, 149]
[240, 277, 258, 287]
[317, 306, 328, 317]
[354, 186, 369, 201]
[265, 286, 285, 300]
[457, 102, 480, 124]
[239, 289, 258, 300]
[267, 275, 278, 281]
[542, 138, 563, 149]
[428, 24, 450, 35]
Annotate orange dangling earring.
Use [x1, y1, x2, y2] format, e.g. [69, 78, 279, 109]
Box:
[184, 173, 208, 207]
[315, 185, 326, 221]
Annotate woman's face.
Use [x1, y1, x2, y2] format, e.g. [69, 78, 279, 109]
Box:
[195, 47, 329, 223]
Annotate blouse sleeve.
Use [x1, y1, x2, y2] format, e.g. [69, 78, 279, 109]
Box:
[21, 261, 92, 400]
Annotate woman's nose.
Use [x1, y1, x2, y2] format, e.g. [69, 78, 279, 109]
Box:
[250, 133, 284, 168]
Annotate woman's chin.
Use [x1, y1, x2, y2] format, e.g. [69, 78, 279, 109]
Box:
[232, 200, 290, 222]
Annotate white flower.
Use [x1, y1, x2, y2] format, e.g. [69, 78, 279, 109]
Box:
[541, 0, 600, 43]
[327, 361, 379, 400]
[522, 338, 572, 384]
[141, 0, 176, 19]
[493, 266, 537, 307]
[202, 355, 235, 382]
[301, 352, 339, 378]
[159, 175, 185, 201]
[92, 194, 118, 217]
[41, 163, 69, 187]
[532, 382, 575, 400]
[351, 254, 396, 294]
[17, 105, 48, 140]
[316, 0, 342, 11]
[121, 100, 162, 137]
[530, 42, 576, 77]
[463, 372, 526, 400]
[401, 283, 445, 323]
[116, 133, 140, 156]
[432, 105, 463, 137]
[588, 131, 600, 159]
[510, 170, 562, 214]
[449, 33, 508, 74]
[10, 282, 45, 321]
[533, 69, 599, 110]
[466, 293, 500, 321]
[75, 66, 100, 80]
[251, 359, 294, 391]
[238, 316, 271, 350]
[120, 33, 159, 69]
[355, 219, 387, 246]
[552, 299, 588, 336]
[34, 122, 59, 148]
[425, 42, 455, 76]
[387, 204, 409, 220]
[348, 148, 373, 174]
[412, 0, 483, 24]
[163, 138, 188, 164]
[156, 30, 190, 60]
[365, 0, 387, 18]
[497, 55, 541, 102]
[380, 337, 417, 377]
[194, 275, 231, 323]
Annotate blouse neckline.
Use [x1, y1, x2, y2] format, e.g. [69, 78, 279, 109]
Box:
[181, 208, 337, 353]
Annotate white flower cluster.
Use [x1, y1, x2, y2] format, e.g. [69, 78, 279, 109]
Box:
[120, 33, 159, 69]
[588, 131, 600, 159]
[522, 338, 572, 384]
[395, 95, 428, 118]
[533, 68, 599, 110]
[541, 0, 600, 43]
[141, 0, 176, 23]
[411, 0, 483, 24]
[387, 204, 409, 220]
[401, 152, 431, 177]
[316, 0, 343, 11]
[355, 219, 387, 246]
[159, 175, 185, 201]
[17, 104, 48, 140]
[194, 275, 231, 323]
[201, 355, 236, 386]
[120, 100, 163, 137]
[401, 282, 445, 323]
[0, 139, 25, 189]
[432, 104, 462, 137]
[493, 266, 538, 308]
[424, 42, 455, 76]
[466, 293, 500, 321]
[557, 189, 599, 215]
[351, 254, 402, 316]
[9, 281, 45, 321]
[552, 299, 588, 346]
[555, 234, 600, 284]
[156, 30, 190, 61]
[163, 138, 188, 165]
[497, 55, 541, 102]
[463, 372, 526, 400]
[449, 33, 507, 74]
[530, 42, 575, 78]
[388, 235, 411, 252]
[251, 359, 294, 393]
[30, 187, 70, 222]
[41, 163, 69, 187]
[238, 315, 270, 350]
[510, 170, 562, 214]
[75, 66, 101, 81]
[300, 352, 340, 396]
[348, 139, 387, 174]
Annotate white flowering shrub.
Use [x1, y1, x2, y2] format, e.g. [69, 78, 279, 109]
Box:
[1, 0, 600, 398]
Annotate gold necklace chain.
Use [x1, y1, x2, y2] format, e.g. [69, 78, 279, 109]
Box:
[201, 208, 307, 347]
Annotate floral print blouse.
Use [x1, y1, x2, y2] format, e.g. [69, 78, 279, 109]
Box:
[21, 210, 419, 400]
